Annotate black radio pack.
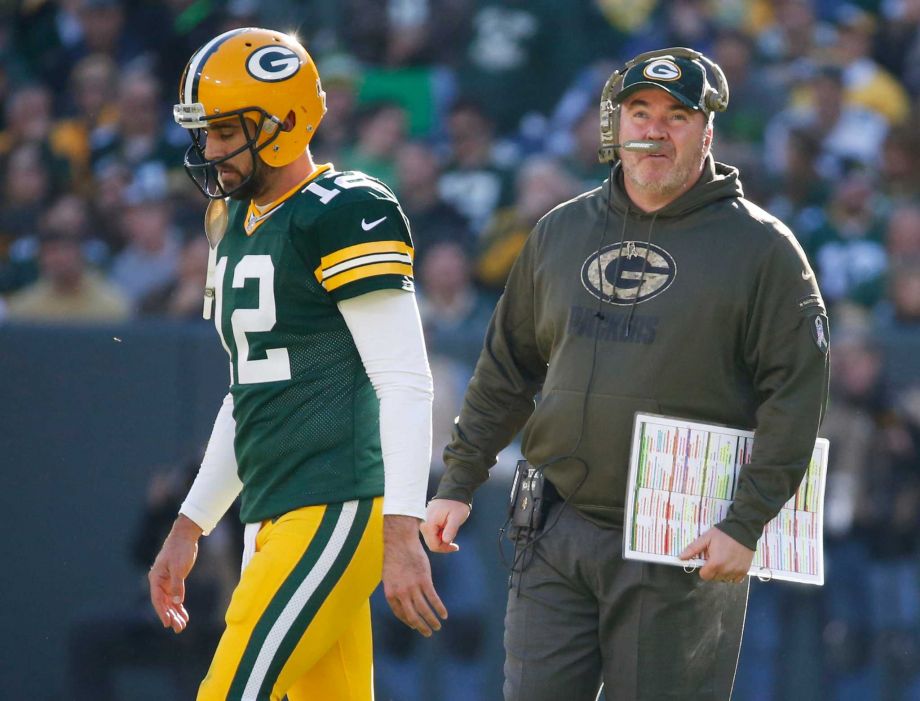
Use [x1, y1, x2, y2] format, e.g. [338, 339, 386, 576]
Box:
[509, 460, 548, 531]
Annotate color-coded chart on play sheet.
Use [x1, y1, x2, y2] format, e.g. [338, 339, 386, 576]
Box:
[623, 413, 829, 585]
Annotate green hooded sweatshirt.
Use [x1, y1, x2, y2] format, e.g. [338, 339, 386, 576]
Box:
[435, 157, 829, 551]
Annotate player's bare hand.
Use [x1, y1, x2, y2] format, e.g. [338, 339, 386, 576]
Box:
[148, 515, 202, 633]
[383, 515, 448, 637]
[679, 527, 754, 584]
[420, 498, 470, 554]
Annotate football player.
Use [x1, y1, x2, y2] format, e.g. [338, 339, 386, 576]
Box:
[147, 28, 445, 701]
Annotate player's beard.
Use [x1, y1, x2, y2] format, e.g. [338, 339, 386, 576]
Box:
[224, 152, 272, 201]
[624, 131, 709, 199]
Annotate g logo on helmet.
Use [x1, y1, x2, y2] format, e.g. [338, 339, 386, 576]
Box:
[246, 46, 301, 82]
[643, 59, 681, 81]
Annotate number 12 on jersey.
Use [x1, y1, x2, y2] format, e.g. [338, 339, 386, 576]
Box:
[213, 254, 292, 385]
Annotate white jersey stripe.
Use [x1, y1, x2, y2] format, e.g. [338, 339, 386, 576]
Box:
[241, 500, 359, 699]
[322, 252, 413, 279]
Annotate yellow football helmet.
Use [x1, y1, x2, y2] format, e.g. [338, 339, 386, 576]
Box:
[173, 27, 327, 198]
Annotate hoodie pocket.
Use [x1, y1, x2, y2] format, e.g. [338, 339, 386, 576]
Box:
[521, 389, 661, 507]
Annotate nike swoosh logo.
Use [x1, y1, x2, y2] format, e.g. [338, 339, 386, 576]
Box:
[361, 216, 387, 231]
[801, 270, 812, 280]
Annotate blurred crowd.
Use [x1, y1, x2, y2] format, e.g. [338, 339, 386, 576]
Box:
[3, 0, 919, 699]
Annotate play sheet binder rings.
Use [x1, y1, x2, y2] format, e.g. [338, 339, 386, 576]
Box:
[623, 413, 829, 585]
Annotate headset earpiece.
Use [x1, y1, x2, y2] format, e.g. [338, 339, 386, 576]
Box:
[597, 69, 626, 164]
[699, 51, 730, 113]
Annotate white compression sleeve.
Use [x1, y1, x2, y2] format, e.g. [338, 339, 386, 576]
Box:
[179, 392, 243, 535]
[338, 289, 434, 520]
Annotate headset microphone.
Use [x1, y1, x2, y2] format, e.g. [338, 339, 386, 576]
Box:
[614, 140, 663, 153]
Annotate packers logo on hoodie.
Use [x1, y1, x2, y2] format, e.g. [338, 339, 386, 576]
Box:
[581, 241, 676, 305]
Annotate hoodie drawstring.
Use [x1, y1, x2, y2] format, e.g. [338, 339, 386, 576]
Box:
[600, 201, 631, 322]
[625, 211, 658, 338]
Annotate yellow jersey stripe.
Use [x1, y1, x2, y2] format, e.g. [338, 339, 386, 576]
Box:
[323, 262, 413, 292]
[318, 240, 413, 271]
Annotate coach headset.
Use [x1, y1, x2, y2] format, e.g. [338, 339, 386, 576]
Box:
[597, 46, 730, 163]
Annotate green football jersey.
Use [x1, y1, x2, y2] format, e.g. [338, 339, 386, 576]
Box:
[211, 165, 415, 523]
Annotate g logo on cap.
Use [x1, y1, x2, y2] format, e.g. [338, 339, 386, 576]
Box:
[246, 46, 301, 82]
[643, 59, 681, 81]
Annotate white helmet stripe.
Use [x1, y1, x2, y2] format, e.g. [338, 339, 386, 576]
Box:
[183, 28, 249, 105]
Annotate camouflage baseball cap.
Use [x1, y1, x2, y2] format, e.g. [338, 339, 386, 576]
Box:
[615, 55, 710, 112]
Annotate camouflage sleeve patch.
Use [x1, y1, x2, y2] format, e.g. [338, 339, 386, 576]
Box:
[808, 313, 830, 354]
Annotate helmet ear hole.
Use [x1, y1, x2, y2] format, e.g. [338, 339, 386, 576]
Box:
[281, 110, 296, 132]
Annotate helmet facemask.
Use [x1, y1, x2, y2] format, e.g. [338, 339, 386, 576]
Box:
[177, 105, 283, 199]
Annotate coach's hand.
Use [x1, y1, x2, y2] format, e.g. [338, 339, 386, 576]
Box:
[148, 514, 202, 634]
[420, 498, 470, 553]
[382, 515, 447, 637]
[679, 526, 754, 584]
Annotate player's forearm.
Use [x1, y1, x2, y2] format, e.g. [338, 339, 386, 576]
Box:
[339, 290, 433, 520]
[377, 378, 432, 518]
[179, 393, 243, 534]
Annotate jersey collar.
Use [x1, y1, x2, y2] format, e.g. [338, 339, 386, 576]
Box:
[244, 163, 333, 235]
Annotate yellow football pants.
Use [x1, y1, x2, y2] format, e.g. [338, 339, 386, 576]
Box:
[198, 497, 383, 701]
